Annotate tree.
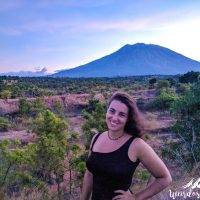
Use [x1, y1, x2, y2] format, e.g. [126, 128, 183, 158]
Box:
[176, 83, 191, 95]
[0, 89, 11, 99]
[166, 77, 176, 87]
[11, 86, 23, 98]
[72, 100, 107, 182]
[32, 110, 69, 200]
[0, 117, 9, 131]
[52, 100, 65, 118]
[82, 99, 107, 150]
[161, 81, 200, 173]
[149, 78, 157, 88]
[156, 80, 170, 90]
[31, 97, 46, 117]
[0, 140, 40, 199]
[18, 98, 31, 116]
[179, 71, 200, 83]
[146, 88, 177, 111]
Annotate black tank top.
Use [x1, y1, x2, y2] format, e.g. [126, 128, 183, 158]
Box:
[86, 133, 140, 200]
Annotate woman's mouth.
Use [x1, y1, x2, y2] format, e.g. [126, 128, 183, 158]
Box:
[110, 121, 118, 127]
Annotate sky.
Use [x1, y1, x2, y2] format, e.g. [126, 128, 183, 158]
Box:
[0, 0, 200, 74]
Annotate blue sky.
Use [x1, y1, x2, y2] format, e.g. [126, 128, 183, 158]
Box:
[0, 0, 200, 73]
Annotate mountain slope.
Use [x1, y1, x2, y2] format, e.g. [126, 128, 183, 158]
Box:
[52, 43, 200, 77]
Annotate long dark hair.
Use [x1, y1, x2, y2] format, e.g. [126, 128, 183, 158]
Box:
[107, 92, 144, 137]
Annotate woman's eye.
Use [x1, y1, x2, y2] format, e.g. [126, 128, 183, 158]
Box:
[109, 109, 115, 113]
[119, 113, 126, 117]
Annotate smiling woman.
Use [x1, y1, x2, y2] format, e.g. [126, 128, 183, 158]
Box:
[80, 92, 172, 200]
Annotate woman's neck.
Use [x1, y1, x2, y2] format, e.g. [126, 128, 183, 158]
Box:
[108, 130, 124, 140]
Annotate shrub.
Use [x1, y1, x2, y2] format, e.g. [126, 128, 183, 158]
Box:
[0, 117, 9, 131]
[145, 89, 177, 110]
[18, 98, 31, 116]
[179, 71, 200, 83]
[0, 90, 12, 99]
[161, 81, 200, 172]
[156, 80, 170, 90]
[176, 83, 191, 95]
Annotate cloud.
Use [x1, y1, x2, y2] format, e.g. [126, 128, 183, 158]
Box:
[0, 13, 193, 38]
[81, 9, 200, 34]
[1, 2, 199, 37]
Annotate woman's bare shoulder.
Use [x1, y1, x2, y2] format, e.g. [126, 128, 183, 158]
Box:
[132, 137, 147, 147]
[130, 137, 154, 156]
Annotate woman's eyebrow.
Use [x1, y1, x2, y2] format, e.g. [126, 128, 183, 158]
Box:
[119, 112, 127, 116]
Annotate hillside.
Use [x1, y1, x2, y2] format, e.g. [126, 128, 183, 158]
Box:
[52, 43, 200, 77]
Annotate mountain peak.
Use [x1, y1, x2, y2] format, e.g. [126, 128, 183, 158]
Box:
[133, 42, 146, 46]
[121, 43, 146, 48]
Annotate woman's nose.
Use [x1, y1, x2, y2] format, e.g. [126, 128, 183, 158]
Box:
[112, 113, 118, 121]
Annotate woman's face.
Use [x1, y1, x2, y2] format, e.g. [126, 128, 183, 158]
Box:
[106, 100, 129, 132]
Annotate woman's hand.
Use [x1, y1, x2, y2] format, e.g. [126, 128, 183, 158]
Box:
[112, 189, 135, 200]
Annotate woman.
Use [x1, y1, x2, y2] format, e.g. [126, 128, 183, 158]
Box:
[80, 92, 172, 200]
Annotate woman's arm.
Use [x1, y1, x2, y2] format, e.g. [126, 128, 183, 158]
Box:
[80, 169, 93, 200]
[80, 133, 99, 200]
[134, 138, 172, 200]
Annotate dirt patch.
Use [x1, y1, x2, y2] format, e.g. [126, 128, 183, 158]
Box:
[0, 94, 90, 114]
[0, 130, 36, 143]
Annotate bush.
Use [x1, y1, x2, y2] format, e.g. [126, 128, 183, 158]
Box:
[0, 117, 9, 131]
[161, 81, 200, 172]
[0, 90, 12, 99]
[176, 83, 191, 95]
[179, 71, 200, 83]
[145, 89, 177, 110]
[18, 98, 31, 116]
[156, 80, 170, 90]
[149, 78, 157, 88]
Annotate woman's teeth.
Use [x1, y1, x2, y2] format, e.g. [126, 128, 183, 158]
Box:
[110, 121, 118, 126]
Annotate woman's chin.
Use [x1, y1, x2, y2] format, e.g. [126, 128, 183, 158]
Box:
[108, 126, 122, 132]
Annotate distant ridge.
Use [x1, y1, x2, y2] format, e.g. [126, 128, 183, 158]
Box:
[52, 43, 200, 77]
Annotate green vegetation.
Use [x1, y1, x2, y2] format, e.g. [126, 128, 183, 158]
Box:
[0, 90, 12, 99]
[1, 71, 200, 198]
[18, 98, 31, 116]
[70, 100, 107, 181]
[0, 93, 83, 199]
[0, 75, 177, 98]
[148, 89, 177, 110]
[149, 78, 157, 88]
[82, 99, 107, 150]
[0, 110, 82, 199]
[134, 170, 150, 181]
[156, 80, 170, 90]
[179, 71, 200, 83]
[32, 111, 69, 200]
[0, 139, 42, 200]
[52, 100, 65, 118]
[161, 81, 200, 172]
[0, 117, 9, 131]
